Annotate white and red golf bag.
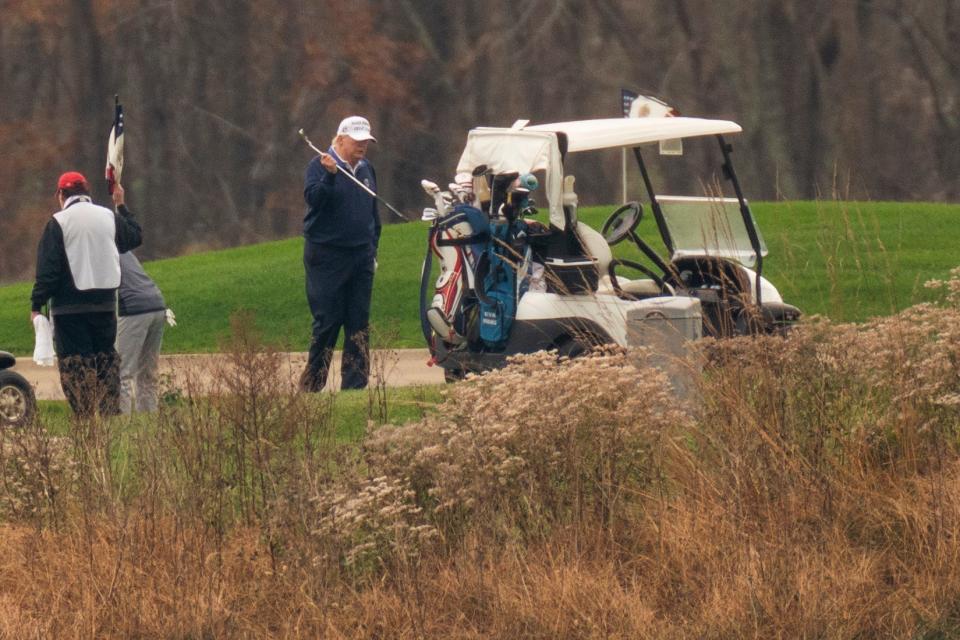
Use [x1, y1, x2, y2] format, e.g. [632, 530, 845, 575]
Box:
[421, 205, 490, 346]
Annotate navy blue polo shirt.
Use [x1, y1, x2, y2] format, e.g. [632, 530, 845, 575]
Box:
[303, 148, 381, 249]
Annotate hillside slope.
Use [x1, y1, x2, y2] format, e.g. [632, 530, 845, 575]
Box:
[1, 201, 956, 355]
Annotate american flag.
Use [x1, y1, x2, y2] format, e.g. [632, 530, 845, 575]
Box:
[105, 95, 124, 194]
[621, 88, 638, 118]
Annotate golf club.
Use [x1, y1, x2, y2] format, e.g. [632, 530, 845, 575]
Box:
[448, 182, 472, 204]
[297, 128, 409, 221]
[420, 179, 451, 216]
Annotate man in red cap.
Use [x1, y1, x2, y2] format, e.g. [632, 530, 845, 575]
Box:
[31, 171, 143, 417]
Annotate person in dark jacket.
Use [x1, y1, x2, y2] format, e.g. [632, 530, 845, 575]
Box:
[30, 172, 142, 417]
[116, 252, 168, 414]
[300, 115, 381, 391]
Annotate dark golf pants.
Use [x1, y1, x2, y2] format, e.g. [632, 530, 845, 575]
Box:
[53, 311, 121, 418]
[303, 242, 375, 391]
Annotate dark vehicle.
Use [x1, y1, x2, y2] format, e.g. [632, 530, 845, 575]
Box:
[0, 351, 36, 426]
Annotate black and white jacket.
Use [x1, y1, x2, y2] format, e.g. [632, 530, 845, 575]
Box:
[31, 195, 143, 315]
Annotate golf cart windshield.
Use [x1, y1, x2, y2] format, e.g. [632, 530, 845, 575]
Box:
[657, 195, 767, 268]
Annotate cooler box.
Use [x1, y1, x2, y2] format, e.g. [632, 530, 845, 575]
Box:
[626, 297, 702, 348]
[626, 296, 703, 402]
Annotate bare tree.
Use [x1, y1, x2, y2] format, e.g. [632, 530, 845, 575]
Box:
[0, 0, 957, 283]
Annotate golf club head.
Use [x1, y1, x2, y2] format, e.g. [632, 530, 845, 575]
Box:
[434, 191, 453, 215]
[421, 207, 438, 221]
[298, 128, 324, 156]
[448, 183, 467, 203]
[471, 167, 492, 213]
[508, 187, 530, 211]
[490, 171, 520, 219]
[493, 171, 520, 189]
[421, 179, 441, 196]
[518, 173, 539, 191]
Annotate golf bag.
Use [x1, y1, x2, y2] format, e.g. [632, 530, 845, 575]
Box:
[419, 171, 536, 353]
[424, 204, 489, 345]
[477, 219, 529, 350]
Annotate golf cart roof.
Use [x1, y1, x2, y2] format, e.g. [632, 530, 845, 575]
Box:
[455, 117, 743, 229]
[525, 117, 742, 152]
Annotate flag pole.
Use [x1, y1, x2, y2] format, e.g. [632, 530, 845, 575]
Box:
[621, 148, 627, 204]
[620, 89, 637, 204]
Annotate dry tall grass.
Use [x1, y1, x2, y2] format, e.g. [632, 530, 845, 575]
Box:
[2, 279, 960, 637]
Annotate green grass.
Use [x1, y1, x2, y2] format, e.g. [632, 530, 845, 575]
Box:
[35, 385, 445, 440]
[0, 220, 431, 355]
[1, 200, 957, 355]
[752, 201, 960, 321]
[35, 400, 72, 434]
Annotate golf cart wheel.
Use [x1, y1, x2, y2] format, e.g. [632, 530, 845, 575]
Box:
[444, 368, 467, 384]
[556, 337, 590, 360]
[0, 370, 36, 427]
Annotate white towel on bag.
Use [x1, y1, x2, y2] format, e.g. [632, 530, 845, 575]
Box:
[32, 315, 55, 366]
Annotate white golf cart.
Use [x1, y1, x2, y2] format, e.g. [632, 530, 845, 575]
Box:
[419, 110, 800, 381]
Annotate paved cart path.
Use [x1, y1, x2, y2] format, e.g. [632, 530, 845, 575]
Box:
[14, 350, 445, 401]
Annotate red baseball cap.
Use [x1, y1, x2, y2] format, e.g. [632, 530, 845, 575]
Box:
[57, 171, 89, 191]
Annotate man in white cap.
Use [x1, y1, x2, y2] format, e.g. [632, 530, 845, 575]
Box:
[300, 116, 381, 391]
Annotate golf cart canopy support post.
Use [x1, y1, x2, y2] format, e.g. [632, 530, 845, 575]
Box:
[717, 135, 764, 306]
[632, 145, 674, 255]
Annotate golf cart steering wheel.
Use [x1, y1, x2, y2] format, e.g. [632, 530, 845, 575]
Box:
[608, 259, 673, 298]
[601, 201, 642, 245]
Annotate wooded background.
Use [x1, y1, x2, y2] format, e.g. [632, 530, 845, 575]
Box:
[1, 0, 957, 283]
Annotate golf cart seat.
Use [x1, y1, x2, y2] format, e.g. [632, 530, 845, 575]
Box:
[575, 222, 661, 297]
[558, 177, 659, 298]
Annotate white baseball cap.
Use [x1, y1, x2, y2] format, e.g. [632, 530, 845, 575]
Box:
[337, 116, 377, 142]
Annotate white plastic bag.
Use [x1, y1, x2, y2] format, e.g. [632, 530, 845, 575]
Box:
[32, 315, 55, 366]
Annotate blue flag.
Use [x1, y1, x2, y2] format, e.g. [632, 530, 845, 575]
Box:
[621, 89, 638, 117]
